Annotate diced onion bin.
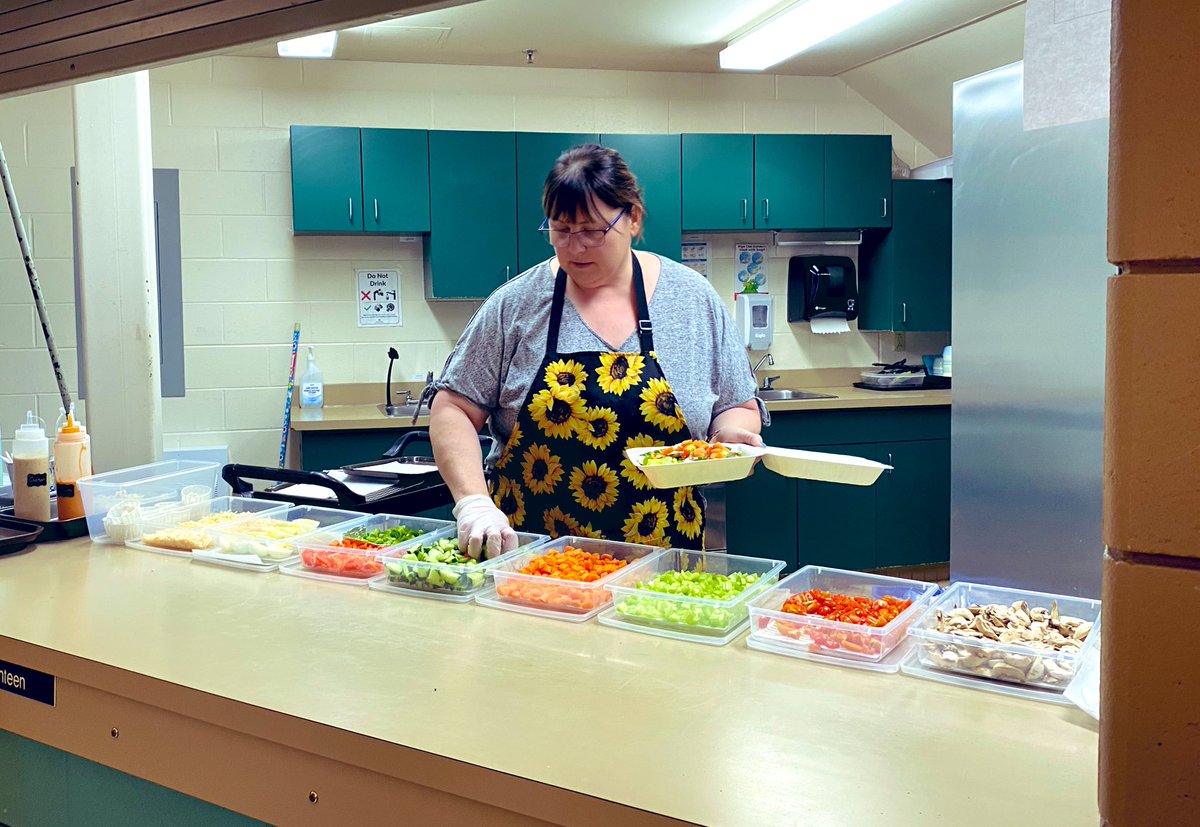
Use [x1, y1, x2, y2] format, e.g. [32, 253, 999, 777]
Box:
[607, 550, 785, 634]
[907, 582, 1099, 690]
[212, 506, 370, 562]
[134, 497, 292, 551]
[749, 567, 937, 662]
[381, 532, 545, 595]
[289, 513, 438, 576]
[488, 537, 663, 613]
[77, 460, 219, 543]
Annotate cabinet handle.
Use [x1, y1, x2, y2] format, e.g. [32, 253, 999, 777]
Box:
[882, 197, 888, 219]
[348, 197, 353, 224]
[505, 265, 512, 281]
[887, 452, 893, 473]
[762, 198, 769, 224]
[741, 198, 747, 222]
[373, 198, 379, 223]
[902, 302, 907, 324]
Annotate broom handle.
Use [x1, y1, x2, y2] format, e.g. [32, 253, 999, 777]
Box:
[0, 141, 72, 414]
[278, 324, 301, 468]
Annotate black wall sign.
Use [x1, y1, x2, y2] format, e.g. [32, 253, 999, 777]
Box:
[0, 659, 55, 706]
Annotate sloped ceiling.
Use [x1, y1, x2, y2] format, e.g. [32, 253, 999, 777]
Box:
[839, 4, 1026, 157]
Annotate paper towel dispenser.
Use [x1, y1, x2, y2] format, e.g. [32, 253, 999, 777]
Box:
[787, 255, 859, 323]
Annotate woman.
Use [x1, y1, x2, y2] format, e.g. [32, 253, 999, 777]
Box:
[430, 144, 767, 557]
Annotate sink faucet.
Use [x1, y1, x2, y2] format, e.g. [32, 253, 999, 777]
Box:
[384, 347, 414, 415]
[411, 371, 436, 425]
[750, 353, 779, 391]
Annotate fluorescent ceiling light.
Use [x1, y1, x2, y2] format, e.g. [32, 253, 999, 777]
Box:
[720, 0, 905, 71]
[277, 31, 338, 59]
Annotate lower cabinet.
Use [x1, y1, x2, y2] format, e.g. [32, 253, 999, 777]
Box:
[725, 409, 950, 572]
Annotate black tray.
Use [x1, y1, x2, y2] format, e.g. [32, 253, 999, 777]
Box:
[341, 456, 440, 481]
[0, 502, 89, 542]
[0, 515, 45, 556]
[854, 376, 951, 392]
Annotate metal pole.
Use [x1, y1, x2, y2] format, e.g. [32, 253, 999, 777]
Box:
[0, 140, 73, 415]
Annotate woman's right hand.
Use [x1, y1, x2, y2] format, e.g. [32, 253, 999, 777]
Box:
[453, 494, 517, 559]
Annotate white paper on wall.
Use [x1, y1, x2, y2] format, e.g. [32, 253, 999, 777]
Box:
[735, 243, 767, 292]
[357, 269, 401, 327]
[1024, 0, 1111, 130]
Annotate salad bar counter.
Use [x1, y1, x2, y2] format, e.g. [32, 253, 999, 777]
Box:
[0, 535, 1100, 826]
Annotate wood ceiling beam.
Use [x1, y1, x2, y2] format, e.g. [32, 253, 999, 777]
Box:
[0, 0, 470, 98]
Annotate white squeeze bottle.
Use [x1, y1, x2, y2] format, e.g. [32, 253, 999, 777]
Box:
[12, 412, 51, 522]
[299, 346, 324, 409]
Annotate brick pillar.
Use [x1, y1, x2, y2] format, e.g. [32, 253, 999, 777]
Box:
[1102, 2, 1200, 825]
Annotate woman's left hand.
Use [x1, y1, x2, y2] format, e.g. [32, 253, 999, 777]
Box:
[709, 426, 764, 447]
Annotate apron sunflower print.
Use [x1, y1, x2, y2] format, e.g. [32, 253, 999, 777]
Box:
[488, 255, 705, 549]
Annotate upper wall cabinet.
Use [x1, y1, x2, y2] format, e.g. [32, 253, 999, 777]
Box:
[426, 130, 517, 300]
[291, 126, 363, 233]
[601, 133, 682, 261]
[823, 134, 892, 230]
[681, 134, 891, 232]
[858, 179, 951, 332]
[290, 126, 430, 235]
[516, 132, 599, 273]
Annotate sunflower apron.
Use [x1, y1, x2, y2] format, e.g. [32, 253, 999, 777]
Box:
[489, 254, 705, 549]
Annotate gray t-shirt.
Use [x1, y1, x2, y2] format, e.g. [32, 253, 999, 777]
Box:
[434, 255, 767, 459]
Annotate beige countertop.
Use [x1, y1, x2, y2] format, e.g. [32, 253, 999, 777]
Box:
[0, 540, 1096, 826]
[291, 370, 951, 433]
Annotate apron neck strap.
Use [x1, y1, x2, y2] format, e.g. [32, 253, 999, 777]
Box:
[547, 253, 655, 357]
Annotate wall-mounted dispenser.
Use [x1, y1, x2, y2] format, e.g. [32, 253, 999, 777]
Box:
[786, 255, 859, 324]
[735, 293, 773, 351]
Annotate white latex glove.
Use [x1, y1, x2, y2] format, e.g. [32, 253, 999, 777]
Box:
[453, 494, 517, 559]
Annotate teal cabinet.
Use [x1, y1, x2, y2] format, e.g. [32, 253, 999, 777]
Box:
[859, 179, 952, 332]
[793, 444, 879, 570]
[875, 439, 950, 568]
[426, 130, 517, 300]
[290, 126, 363, 233]
[823, 135, 892, 230]
[361, 128, 429, 233]
[601, 133, 682, 260]
[753, 134, 824, 230]
[516, 132, 599, 273]
[682, 134, 754, 231]
[725, 471, 797, 570]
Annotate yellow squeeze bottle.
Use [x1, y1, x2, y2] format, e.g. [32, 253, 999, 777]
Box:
[54, 409, 91, 521]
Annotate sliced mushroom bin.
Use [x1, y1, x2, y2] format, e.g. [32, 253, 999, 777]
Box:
[919, 600, 1094, 687]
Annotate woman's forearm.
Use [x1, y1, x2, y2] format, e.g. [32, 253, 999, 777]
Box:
[430, 394, 490, 502]
[709, 401, 762, 439]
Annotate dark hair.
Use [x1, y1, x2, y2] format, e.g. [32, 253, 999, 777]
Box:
[542, 144, 645, 240]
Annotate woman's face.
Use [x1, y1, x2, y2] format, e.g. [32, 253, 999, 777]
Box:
[550, 200, 641, 287]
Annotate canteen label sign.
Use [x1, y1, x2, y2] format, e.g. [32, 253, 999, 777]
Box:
[0, 659, 55, 706]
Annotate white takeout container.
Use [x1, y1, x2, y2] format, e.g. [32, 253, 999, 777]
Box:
[624, 444, 758, 488]
[754, 446, 891, 486]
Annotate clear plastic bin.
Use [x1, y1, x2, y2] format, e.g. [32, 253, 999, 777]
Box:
[375, 530, 548, 598]
[339, 513, 453, 550]
[487, 536, 664, 615]
[77, 460, 219, 543]
[208, 505, 370, 567]
[749, 566, 938, 662]
[285, 513, 446, 578]
[128, 496, 293, 554]
[860, 371, 925, 389]
[606, 550, 785, 637]
[907, 582, 1100, 690]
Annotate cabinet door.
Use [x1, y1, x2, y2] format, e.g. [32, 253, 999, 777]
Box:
[753, 134, 824, 230]
[682, 134, 753, 231]
[516, 132, 599, 273]
[724, 470, 798, 571]
[361, 128, 429, 233]
[823, 135, 892, 230]
[793, 443, 878, 571]
[600, 134, 681, 260]
[426, 130, 517, 299]
[290, 126, 362, 233]
[893, 179, 951, 332]
[874, 440, 950, 568]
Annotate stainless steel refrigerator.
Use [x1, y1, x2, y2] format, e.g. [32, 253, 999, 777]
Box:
[950, 62, 1110, 597]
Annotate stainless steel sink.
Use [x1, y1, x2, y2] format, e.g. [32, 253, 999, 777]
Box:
[757, 389, 838, 402]
[378, 402, 421, 418]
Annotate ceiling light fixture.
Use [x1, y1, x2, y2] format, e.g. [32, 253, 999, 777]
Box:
[719, 0, 905, 72]
[277, 31, 338, 59]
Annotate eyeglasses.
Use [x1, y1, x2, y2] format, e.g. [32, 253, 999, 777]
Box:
[538, 207, 627, 248]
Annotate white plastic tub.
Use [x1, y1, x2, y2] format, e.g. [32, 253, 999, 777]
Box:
[77, 460, 219, 544]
